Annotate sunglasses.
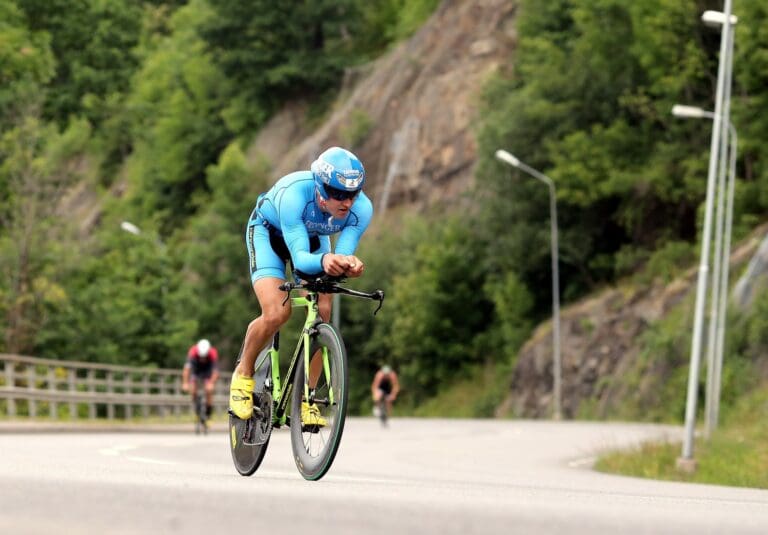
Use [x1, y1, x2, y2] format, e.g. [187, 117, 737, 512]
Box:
[324, 185, 360, 201]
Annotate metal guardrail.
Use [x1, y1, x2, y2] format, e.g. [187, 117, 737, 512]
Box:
[0, 353, 232, 420]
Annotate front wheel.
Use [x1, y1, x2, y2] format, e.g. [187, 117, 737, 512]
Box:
[377, 396, 389, 427]
[290, 323, 348, 481]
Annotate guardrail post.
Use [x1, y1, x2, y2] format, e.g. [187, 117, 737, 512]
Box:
[107, 371, 115, 420]
[47, 367, 58, 420]
[68, 368, 77, 419]
[142, 373, 150, 419]
[124, 372, 132, 419]
[158, 374, 168, 418]
[27, 364, 37, 417]
[5, 361, 16, 417]
[87, 369, 96, 419]
[174, 375, 182, 416]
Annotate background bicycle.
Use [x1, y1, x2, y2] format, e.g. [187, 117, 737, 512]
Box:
[194, 387, 208, 435]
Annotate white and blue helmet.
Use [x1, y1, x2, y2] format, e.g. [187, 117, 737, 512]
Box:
[311, 147, 365, 200]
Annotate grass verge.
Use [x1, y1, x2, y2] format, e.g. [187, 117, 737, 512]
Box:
[594, 385, 768, 489]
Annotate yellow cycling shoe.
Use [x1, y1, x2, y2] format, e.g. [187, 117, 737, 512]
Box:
[229, 372, 254, 420]
[301, 401, 327, 428]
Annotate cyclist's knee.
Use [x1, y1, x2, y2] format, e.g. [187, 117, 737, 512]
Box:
[318, 294, 332, 322]
[251, 309, 289, 334]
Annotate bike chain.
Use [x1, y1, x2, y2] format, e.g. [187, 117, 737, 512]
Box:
[243, 390, 273, 446]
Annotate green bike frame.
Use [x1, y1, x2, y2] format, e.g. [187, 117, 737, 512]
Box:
[258, 291, 333, 427]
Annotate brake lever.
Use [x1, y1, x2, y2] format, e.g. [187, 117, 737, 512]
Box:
[373, 290, 385, 315]
[280, 282, 294, 306]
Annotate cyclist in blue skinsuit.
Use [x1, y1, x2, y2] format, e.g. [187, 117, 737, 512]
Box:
[229, 147, 373, 424]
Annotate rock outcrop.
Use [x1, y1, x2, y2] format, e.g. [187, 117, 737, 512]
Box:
[497, 225, 768, 419]
[248, 0, 519, 215]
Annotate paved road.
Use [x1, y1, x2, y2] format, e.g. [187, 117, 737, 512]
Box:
[1, 418, 767, 534]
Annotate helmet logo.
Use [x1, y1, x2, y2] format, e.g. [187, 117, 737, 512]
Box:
[338, 170, 363, 189]
[316, 160, 335, 177]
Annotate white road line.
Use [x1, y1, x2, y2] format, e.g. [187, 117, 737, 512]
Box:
[125, 456, 177, 466]
[568, 456, 596, 468]
[98, 445, 137, 457]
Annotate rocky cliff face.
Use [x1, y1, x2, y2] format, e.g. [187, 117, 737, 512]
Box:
[496, 226, 768, 419]
[248, 0, 518, 215]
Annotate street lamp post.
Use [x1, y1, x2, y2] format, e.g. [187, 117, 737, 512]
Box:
[712, 119, 737, 429]
[676, 0, 735, 472]
[495, 149, 562, 420]
[672, 104, 738, 439]
[702, 9, 737, 437]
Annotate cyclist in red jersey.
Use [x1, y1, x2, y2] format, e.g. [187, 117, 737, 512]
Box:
[182, 339, 220, 418]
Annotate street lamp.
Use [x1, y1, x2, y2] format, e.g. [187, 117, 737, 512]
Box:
[701, 10, 738, 27]
[495, 149, 562, 420]
[701, 9, 738, 439]
[676, 0, 735, 472]
[672, 104, 738, 439]
[674, 101, 726, 439]
[120, 220, 142, 236]
[120, 220, 166, 250]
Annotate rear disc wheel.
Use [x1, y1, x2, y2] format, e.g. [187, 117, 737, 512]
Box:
[229, 346, 272, 476]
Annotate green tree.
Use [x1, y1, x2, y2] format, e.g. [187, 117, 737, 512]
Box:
[386, 217, 492, 403]
[0, 1, 54, 126]
[124, 0, 233, 233]
[17, 0, 146, 127]
[0, 114, 90, 354]
[475, 0, 733, 311]
[173, 142, 270, 364]
[37, 218, 184, 366]
[199, 0, 361, 133]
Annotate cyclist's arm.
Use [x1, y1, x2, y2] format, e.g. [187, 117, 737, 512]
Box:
[334, 195, 373, 256]
[208, 348, 220, 385]
[371, 371, 382, 398]
[280, 193, 325, 274]
[389, 373, 400, 399]
[182, 362, 191, 390]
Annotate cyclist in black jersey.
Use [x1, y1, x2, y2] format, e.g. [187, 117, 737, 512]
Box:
[371, 365, 399, 420]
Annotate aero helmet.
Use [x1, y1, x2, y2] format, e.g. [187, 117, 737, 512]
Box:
[311, 147, 365, 200]
[196, 339, 211, 358]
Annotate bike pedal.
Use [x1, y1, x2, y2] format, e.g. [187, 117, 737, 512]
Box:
[228, 408, 256, 420]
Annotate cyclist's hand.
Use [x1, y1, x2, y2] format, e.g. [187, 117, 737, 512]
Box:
[344, 255, 365, 278]
[322, 253, 351, 276]
[182, 382, 189, 393]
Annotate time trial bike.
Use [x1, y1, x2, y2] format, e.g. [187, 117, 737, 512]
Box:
[228, 274, 384, 481]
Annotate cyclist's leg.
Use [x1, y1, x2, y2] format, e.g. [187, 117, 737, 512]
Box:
[190, 375, 204, 420]
[190, 376, 200, 404]
[230, 278, 291, 418]
[239, 278, 292, 375]
[318, 293, 332, 323]
[202, 372, 214, 417]
[385, 395, 394, 414]
[307, 293, 334, 386]
[230, 223, 291, 419]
